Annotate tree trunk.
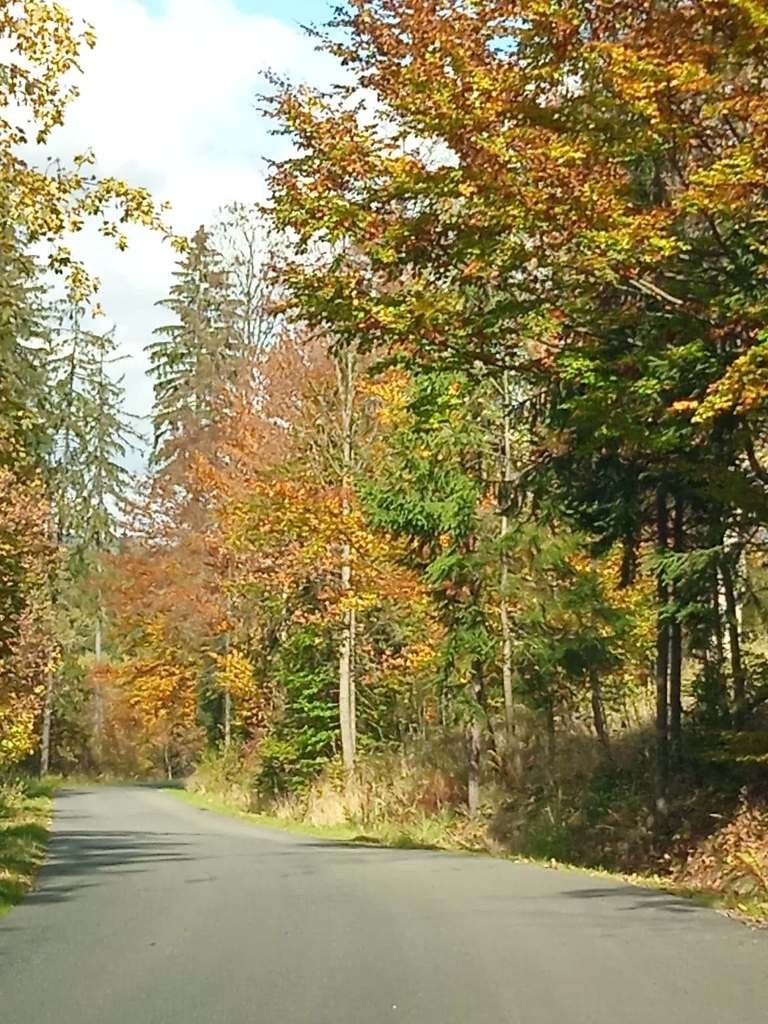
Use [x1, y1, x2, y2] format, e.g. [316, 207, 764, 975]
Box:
[669, 496, 684, 765]
[337, 344, 357, 774]
[499, 370, 515, 743]
[339, 544, 356, 773]
[545, 700, 556, 768]
[721, 556, 746, 730]
[350, 605, 357, 753]
[467, 718, 481, 818]
[93, 614, 104, 766]
[710, 565, 729, 718]
[223, 690, 232, 750]
[589, 668, 611, 757]
[467, 664, 484, 818]
[40, 671, 55, 777]
[655, 488, 670, 832]
[669, 616, 682, 765]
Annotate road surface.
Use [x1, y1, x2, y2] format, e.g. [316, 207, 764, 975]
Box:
[1, 786, 766, 1023]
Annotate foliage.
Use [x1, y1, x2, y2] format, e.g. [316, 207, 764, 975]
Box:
[0, 776, 52, 916]
[0, 1, 179, 299]
[2, 0, 768, 915]
[0, 462, 58, 768]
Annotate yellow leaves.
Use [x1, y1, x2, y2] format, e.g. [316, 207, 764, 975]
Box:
[118, 621, 198, 730]
[0, 1, 179, 301]
[214, 648, 255, 701]
[683, 146, 764, 217]
[0, 693, 40, 768]
[729, 0, 768, 31]
[694, 339, 768, 423]
[213, 648, 269, 733]
[361, 368, 410, 427]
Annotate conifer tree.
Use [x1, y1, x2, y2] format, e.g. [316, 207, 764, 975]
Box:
[49, 308, 138, 554]
[0, 224, 50, 466]
[148, 226, 241, 461]
[43, 309, 140, 770]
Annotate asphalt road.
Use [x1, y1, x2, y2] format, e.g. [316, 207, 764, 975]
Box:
[1, 787, 767, 1024]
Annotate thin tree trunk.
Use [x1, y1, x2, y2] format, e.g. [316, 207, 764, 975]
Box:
[499, 370, 515, 742]
[40, 671, 55, 777]
[223, 690, 232, 750]
[589, 668, 611, 757]
[709, 566, 729, 726]
[655, 487, 670, 832]
[337, 344, 357, 774]
[546, 700, 556, 768]
[669, 616, 682, 764]
[339, 551, 356, 772]
[223, 573, 233, 750]
[350, 605, 357, 756]
[721, 556, 746, 730]
[669, 496, 684, 765]
[93, 611, 104, 765]
[467, 664, 483, 817]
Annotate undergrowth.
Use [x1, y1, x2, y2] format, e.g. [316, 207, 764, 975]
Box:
[186, 726, 768, 921]
[0, 776, 53, 917]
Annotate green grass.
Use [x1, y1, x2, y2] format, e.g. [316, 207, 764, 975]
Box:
[168, 786, 768, 926]
[0, 779, 54, 918]
[166, 788, 371, 842]
[166, 788, 489, 854]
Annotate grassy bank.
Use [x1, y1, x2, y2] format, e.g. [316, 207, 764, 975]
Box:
[171, 781, 768, 924]
[168, 788, 367, 842]
[0, 778, 53, 917]
[179, 734, 768, 925]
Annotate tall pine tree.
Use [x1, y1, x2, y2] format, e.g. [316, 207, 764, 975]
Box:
[148, 226, 241, 463]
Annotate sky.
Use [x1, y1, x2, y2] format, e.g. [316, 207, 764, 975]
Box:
[53, 0, 339, 446]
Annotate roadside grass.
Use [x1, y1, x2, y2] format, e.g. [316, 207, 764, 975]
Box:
[167, 785, 768, 927]
[0, 778, 54, 918]
[44, 772, 180, 789]
[167, 787, 493, 853]
[166, 788, 368, 842]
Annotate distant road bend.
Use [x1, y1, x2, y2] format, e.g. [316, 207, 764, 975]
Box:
[1, 786, 767, 1023]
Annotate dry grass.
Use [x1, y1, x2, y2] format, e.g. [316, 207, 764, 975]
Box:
[184, 723, 768, 923]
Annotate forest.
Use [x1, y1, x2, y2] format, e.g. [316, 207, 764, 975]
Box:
[2, 0, 768, 911]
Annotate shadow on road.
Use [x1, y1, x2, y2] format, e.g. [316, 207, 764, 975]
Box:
[562, 885, 698, 914]
[19, 828, 193, 908]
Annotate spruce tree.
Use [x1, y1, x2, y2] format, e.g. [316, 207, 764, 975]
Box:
[0, 223, 50, 467]
[49, 308, 139, 554]
[147, 225, 241, 460]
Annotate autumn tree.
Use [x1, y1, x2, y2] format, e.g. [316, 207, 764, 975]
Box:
[0, 1, 176, 299]
[265, 0, 768, 826]
[0, 1, 175, 773]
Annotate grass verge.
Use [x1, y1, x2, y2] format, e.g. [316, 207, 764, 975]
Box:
[0, 779, 54, 918]
[167, 786, 768, 927]
[166, 788, 491, 853]
[166, 789, 370, 842]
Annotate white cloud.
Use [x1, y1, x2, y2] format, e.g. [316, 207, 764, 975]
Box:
[47, 0, 336, 449]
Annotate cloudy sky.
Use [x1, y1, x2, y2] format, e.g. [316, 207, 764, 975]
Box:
[54, 0, 338, 439]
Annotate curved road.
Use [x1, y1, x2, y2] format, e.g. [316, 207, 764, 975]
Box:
[1, 786, 766, 1023]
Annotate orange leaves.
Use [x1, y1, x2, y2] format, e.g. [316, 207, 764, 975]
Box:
[220, 474, 412, 623]
[0, 463, 58, 768]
